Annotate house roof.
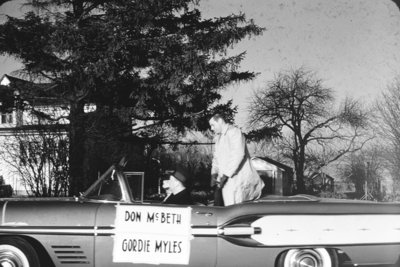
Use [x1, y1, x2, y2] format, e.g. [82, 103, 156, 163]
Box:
[0, 74, 67, 106]
[0, 74, 29, 86]
[311, 172, 335, 181]
[252, 156, 294, 173]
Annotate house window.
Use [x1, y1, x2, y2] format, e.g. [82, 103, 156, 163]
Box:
[0, 112, 13, 124]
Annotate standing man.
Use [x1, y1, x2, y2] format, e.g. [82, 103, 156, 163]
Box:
[209, 113, 264, 206]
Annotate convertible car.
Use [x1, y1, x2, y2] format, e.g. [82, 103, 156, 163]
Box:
[0, 165, 399, 267]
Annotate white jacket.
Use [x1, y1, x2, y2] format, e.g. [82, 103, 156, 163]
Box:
[211, 125, 264, 205]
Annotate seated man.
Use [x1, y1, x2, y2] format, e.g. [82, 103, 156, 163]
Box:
[162, 167, 193, 205]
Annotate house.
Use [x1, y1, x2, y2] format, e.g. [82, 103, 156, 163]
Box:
[0, 73, 147, 197]
[0, 74, 69, 196]
[251, 156, 294, 196]
[1, 74, 142, 197]
[0, 74, 70, 128]
[308, 172, 335, 193]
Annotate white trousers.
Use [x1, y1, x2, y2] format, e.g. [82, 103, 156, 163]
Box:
[222, 177, 240, 206]
[222, 176, 262, 206]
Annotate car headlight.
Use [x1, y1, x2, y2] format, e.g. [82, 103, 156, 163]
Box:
[281, 248, 332, 267]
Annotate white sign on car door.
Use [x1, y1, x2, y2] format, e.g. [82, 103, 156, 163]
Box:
[113, 205, 192, 265]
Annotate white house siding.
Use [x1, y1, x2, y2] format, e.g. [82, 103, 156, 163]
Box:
[0, 75, 70, 196]
[0, 114, 69, 196]
[0, 131, 27, 195]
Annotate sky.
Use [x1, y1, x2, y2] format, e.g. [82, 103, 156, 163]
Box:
[2, 0, 400, 126]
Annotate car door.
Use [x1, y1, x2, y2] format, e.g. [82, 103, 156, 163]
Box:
[94, 202, 218, 267]
[0, 199, 100, 266]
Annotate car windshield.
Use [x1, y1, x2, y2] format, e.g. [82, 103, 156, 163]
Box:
[84, 166, 123, 201]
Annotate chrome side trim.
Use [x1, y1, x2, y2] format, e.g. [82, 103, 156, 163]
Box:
[1, 201, 7, 225]
[219, 226, 261, 236]
[191, 226, 262, 236]
[0, 226, 221, 237]
[191, 227, 218, 236]
[0, 226, 115, 236]
[52, 245, 90, 264]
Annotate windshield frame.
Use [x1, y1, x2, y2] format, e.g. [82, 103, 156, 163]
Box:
[82, 165, 134, 203]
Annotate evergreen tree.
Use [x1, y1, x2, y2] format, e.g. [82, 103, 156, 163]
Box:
[0, 0, 263, 195]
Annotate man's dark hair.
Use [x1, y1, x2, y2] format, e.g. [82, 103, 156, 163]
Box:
[209, 112, 234, 124]
[210, 113, 226, 122]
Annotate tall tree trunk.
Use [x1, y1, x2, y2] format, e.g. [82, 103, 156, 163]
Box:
[296, 166, 306, 193]
[295, 146, 306, 194]
[68, 101, 86, 196]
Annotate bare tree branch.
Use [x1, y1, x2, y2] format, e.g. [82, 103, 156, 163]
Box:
[248, 67, 371, 193]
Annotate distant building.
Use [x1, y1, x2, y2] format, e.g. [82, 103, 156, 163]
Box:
[308, 172, 335, 193]
[251, 156, 294, 196]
